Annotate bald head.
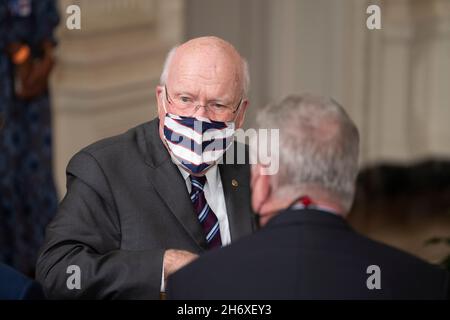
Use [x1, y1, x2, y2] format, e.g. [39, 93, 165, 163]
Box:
[160, 37, 249, 98]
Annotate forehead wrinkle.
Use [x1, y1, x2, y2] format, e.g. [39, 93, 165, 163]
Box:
[168, 38, 244, 95]
[169, 58, 241, 102]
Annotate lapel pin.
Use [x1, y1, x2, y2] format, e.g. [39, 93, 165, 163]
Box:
[231, 179, 239, 187]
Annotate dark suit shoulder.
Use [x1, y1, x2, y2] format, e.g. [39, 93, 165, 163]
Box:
[348, 229, 449, 297]
[64, 121, 157, 207]
[274, 210, 449, 297]
[81, 121, 152, 158]
[67, 120, 157, 175]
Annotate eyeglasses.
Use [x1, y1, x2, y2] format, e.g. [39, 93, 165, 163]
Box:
[164, 85, 243, 118]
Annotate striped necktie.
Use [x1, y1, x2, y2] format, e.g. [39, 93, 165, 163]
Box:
[190, 175, 222, 249]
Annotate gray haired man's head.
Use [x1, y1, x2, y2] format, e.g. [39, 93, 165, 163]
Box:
[256, 93, 360, 212]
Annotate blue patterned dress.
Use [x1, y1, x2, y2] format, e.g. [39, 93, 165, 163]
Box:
[0, 0, 59, 276]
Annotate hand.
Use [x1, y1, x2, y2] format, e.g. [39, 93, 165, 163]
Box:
[163, 249, 198, 284]
[12, 40, 55, 100]
[16, 54, 54, 99]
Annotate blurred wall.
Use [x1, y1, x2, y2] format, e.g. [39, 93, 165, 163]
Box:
[51, 0, 450, 194]
[52, 0, 184, 195]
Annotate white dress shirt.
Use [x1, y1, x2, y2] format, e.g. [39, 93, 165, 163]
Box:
[161, 164, 230, 291]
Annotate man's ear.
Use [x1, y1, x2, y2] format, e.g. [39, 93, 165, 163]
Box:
[156, 86, 163, 107]
[155, 86, 168, 141]
[251, 163, 271, 214]
[235, 99, 248, 129]
[156, 86, 166, 117]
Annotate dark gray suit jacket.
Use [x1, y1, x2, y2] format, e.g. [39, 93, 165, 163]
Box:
[36, 118, 256, 299]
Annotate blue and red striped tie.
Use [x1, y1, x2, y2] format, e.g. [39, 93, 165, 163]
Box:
[190, 175, 222, 249]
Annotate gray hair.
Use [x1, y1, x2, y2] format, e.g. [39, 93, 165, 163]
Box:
[159, 46, 250, 98]
[257, 94, 360, 212]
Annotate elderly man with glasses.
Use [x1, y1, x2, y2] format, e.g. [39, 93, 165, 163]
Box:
[36, 36, 256, 299]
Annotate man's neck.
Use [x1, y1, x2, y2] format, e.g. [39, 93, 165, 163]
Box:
[291, 196, 345, 217]
[263, 187, 347, 218]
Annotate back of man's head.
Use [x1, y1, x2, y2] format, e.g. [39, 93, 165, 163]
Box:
[257, 93, 360, 213]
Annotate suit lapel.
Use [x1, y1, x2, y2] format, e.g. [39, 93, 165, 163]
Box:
[219, 155, 255, 242]
[143, 119, 207, 250]
[149, 162, 207, 250]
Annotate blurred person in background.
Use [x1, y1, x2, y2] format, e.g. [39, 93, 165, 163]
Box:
[0, 0, 59, 276]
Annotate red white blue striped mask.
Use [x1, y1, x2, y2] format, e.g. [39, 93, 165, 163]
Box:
[163, 113, 236, 175]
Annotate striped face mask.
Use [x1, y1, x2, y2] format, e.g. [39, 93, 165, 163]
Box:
[162, 104, 236, 176]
